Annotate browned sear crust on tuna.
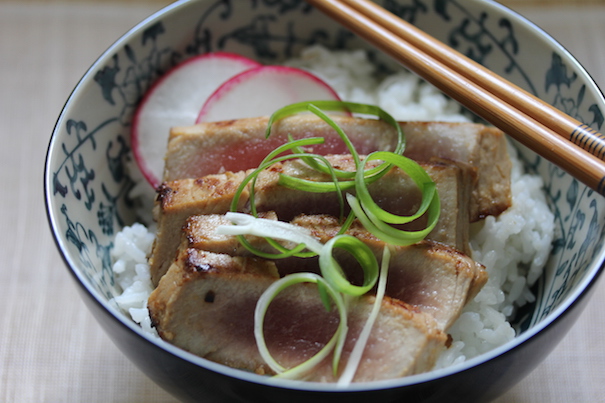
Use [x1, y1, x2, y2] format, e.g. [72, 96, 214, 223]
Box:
[148, 170, 249, 285]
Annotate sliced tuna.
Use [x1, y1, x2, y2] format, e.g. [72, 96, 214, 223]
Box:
[148, 248, 447, 382]
[163, 115, 511, 219]
[149, 157, 473, 285]
[182, 213, 486, 331]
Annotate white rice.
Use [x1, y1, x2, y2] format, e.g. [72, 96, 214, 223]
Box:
[284, 45, 469, 122]
[109, 224, 158, 337]
[110, 46, 555, 371]
[435, 145, 554, 367]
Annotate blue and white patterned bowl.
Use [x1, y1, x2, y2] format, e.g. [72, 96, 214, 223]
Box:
[44, 0, 605, 401]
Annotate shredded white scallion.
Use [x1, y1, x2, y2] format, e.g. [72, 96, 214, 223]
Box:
[216, 212, 324, 253]
[337, 246, 391, 387]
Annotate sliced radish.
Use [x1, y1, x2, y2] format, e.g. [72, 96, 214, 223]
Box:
[196, 65, 341, 123]
[132, 52, 261, 188]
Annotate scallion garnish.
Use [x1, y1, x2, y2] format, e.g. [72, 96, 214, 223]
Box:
[337, 246, 392, 387]
[215, 101, 441, 382]
[319, 235, 378, 297]
[253, 272, 348, 379]
[347, 151, 441, 245]
[217, 213, 379, 298]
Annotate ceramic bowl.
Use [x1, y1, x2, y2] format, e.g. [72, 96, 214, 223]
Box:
[45, 0, 605, 401]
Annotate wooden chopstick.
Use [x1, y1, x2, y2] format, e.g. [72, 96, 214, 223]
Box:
[342, 0, 605, 160]
[306, 0, 605, 196]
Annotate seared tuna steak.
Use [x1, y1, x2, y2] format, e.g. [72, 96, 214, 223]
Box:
[164, 115, 511, 218]
[149, 157, 475, 284]
[148, 248, 447, 382]
[181, 213, 486, 330]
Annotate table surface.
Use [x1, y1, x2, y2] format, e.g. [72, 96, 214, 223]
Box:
[2, 1, 605, 402]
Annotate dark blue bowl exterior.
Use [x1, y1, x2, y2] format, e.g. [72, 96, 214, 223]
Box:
[72, 250, 603, 402]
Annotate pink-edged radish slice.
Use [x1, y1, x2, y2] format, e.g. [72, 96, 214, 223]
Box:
[132, 52, 261, 188]
[196, 65, 342, 123]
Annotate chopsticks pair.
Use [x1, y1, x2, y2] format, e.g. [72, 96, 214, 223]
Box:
[306, 0, 605, 196]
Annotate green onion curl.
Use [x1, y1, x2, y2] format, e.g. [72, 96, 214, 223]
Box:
[217, 212, 323, 259]
[228, 140, 344, 258]
[266, 100, 405, 155]
[345, 149, 440, 246]
[346, 190, 440, 246]
[319, 235, 378, 297]
[266, 101, 405, 181]
[229, 137, 326, 213]
[355, 151, 438, 225]
[217, 213, 380, 297]
[254, 272, 348, 379]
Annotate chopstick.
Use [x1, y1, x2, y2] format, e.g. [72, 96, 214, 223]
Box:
[306, 0, 605, 196]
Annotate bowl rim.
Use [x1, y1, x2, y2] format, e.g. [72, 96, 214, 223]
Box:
[44, 0, 605, 394]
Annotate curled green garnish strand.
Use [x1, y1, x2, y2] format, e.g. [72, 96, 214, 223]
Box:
[217, 212, 379, 298]
[265, 100, 405, 155]
[254, 272, 348, 379]
[218, 213, 380, 377]
[229, 142, 342, 258]
[216, 100, 441, 381]
[319, 235, 378, 297]
[347, 151, 441, 245]
[267, 101, 405, 183]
